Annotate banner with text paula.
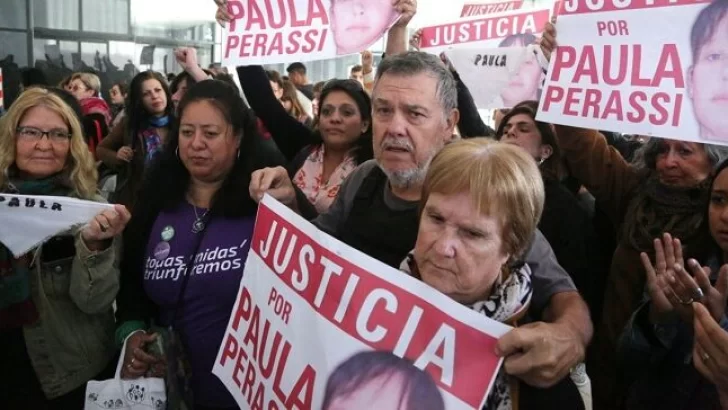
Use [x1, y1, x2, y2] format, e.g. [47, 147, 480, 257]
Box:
[536, 0, 727, 144]
[212, 195, 510, 410]
[221, 0, 400, 66]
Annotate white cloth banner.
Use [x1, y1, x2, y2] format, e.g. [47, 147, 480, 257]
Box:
[447, 45, 545, 109]
[536, 0, 726, 144]
[212, 195, 511, 410]
[0, 194, 112, 257]
[221, 0, 400, 66]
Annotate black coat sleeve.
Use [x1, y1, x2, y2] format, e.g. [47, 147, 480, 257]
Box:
[237, 65, 316, 162]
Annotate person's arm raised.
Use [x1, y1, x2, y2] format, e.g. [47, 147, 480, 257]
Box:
[386, 0, 418, 56]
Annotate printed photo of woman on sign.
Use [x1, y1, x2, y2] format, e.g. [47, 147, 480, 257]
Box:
[330, 0, 400, 55]
[321, 350, 445, 410]
[498, 33, 545, 108]
[687, 0, 728, 143]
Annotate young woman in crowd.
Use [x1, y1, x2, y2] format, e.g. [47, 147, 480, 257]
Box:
[238, 65, 373, 217]
[495, 104, 607, 324]
[618, 158, 728, 409]
[281, 79, 313, 127]
[401, 139, 586, 409]
[115, 80, 276, 410]
[539, 20, 728, 409]
[109, 80, 128, 127]
[0, 88, 130, 409]
[97, 71, 174, 209]
[69, 72, 113, 154]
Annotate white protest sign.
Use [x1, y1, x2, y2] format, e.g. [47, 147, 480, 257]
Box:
[221, 0, 400, 66]
[448, 46, 542, 108]
[537, 0, 727, 144]
[0, 194, 113, 257]
[213, 195, 511, 410]
[418, 6, 554, 55]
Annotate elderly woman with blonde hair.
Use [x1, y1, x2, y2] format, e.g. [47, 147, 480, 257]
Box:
[0, 87, 130, 409]
[68, 72, 112, 154]
[402, 138, 587, 409]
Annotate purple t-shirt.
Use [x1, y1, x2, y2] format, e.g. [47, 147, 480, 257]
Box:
[143, 203, 254, 408]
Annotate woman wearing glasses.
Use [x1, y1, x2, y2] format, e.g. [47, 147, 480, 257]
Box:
[0, 88, 130, 409]
[238, 64, 373, 218]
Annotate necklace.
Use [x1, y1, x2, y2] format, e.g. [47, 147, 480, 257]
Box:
[192, 205, 209, 234]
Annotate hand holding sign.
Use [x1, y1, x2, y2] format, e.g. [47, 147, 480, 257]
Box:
[539, 17, 557, 62]
[496, 320, 585, 388]
[215, 0, 232, 27]
[393, 0, 418, 28]
[81, 204, 131, 249]
[249, 167, 297, 208]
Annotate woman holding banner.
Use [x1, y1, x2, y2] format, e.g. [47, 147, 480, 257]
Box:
[0, 87, 130, 409]
[115, 80, 278, 410]
[401, 139, 587, 410]
[540, 20, 728, 410]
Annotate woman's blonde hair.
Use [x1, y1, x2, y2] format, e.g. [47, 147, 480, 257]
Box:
[71, 72, 101, 96]
[422, 138, 545, 261]
[0, 88, 98, 199]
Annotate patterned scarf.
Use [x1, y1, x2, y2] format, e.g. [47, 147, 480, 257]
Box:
[293, 145, 358, 213]
[622, 175, 711, 255]
[0, 173, 71, 329]
[401, 254, 533, 410]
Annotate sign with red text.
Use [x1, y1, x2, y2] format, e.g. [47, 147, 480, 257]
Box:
[537, 0, 728, 144]
[212, 195, 511, 410]
[221, 0, 400, 66]
[446, 46, 543, 108]
[419, 7, 553, 54]
[461, 1, 525, 18]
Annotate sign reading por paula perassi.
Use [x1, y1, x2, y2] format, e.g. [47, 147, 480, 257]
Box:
[537, 0, 728, 144]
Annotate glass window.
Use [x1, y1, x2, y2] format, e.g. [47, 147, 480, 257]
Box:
[34, 0, 80, 30]
[33, 39, 57, 66]
[82, 0, 129, 34]
[0, 0, 28, 30]
[0, 30, 29, 67]
[81, 42, 108, 71]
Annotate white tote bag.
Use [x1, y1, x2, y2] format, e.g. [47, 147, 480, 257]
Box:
[84, 333, 166, 410]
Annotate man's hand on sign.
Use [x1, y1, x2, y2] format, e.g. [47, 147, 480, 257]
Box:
[539, 16, 557, 63]
[393, 0, 418, 28]
[495, 320, 584, 388]
[249, 167, 298, 209]
[361, 51, 374, 74]
[81, 204, 131, 249]
[117, 146, 133, 162]
[174, 47, 199, 71]
[121, 331, 165, 380]
[409, 29, 423, 51]
[215, 0, 232, 28]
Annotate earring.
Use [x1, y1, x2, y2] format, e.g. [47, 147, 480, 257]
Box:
[175, 147, 179, 158]
[237, 148, 240, 160]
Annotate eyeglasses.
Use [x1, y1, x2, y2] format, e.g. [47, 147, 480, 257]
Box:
[16, 126, 72, 143]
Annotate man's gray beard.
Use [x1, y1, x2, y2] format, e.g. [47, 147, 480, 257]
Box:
[376, 154, 435, 190]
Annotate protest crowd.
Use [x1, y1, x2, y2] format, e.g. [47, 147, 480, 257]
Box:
[1, 0, 728, 409]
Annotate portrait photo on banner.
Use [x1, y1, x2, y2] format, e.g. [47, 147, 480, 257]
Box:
[221, 0, 400, 66]
[537, 0, 728, 145]
[418, 5, 554, 108]
[212, 196, 510, 410]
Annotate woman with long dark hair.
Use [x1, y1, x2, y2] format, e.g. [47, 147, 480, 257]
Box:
[97, 71, 174, 208]
[115, 80, 273, 410]
[238, 65, 373, 218]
